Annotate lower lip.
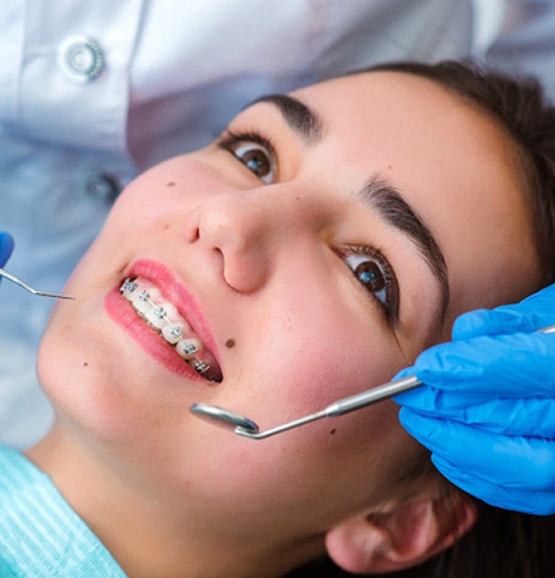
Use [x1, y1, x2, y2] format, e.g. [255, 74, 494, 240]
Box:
[104, 288, 208, 382]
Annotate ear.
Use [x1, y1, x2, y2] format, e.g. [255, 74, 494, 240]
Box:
[325, 496, 477, 574]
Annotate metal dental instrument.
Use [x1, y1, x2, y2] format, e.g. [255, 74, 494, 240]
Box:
[190, 374, 420, 440]
[190, 323, 555, 440]
[0, 267, 74, 300]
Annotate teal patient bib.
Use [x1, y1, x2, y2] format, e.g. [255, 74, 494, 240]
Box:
[0, 445, 127, 577]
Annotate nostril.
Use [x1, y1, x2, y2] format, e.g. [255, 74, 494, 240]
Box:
[189, 227, 200, 242]
[184, 206, 202, 242]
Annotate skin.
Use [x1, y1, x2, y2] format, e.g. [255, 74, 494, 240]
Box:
[28, 71, 541, 577]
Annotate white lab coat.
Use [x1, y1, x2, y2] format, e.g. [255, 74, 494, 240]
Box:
[0, 0, 550, 447]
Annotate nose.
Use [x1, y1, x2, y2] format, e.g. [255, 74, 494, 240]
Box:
[187, 188, 311, 293]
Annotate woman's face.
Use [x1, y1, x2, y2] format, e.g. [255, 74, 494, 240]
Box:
[38, 71, 540, 541]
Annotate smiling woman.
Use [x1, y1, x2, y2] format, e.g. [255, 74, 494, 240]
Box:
[1, 60, 554, 578]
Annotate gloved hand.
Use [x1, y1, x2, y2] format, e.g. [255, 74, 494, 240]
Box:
[0, 231, 14, 271]
[394, 283, 555, 515]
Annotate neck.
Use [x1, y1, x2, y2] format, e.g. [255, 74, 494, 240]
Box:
[25, 424, 323, 578]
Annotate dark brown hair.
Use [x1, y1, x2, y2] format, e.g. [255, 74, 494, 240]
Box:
[288, 60, 555, 578]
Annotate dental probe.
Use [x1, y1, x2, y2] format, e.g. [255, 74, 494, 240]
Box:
[0, 267, 74, 300]
[190, 323, 555, 440]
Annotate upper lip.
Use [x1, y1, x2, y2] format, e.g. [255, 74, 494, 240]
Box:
[123, 258, 221, 368]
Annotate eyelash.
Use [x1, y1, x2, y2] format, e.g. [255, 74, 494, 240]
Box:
[342, 245, 399, 323]
[217, 129, 399, 322]
[217, 130, 277, 184]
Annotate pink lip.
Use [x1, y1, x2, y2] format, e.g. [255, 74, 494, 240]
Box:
[105, 259, 220, 382]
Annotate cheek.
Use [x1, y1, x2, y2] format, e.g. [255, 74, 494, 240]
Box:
[100, 156, 219, 238]
[178, 294, 414, 524]
[255, 306, 404, 418]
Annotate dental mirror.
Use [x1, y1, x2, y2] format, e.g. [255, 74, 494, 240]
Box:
[0, 267, 74, 300]
[190, 403, 260, 435]
[191, 374, 421, 440]
[191, 324, 555, 440]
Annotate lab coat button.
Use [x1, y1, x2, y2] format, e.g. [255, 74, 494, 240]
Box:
[59, 35, 105, 83]
[85, 174, 121, 203]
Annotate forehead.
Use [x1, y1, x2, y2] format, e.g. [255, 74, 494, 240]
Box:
[287, 70, 541, 323]
[285, 71, 517, 202]
[290, 70, 500, 149]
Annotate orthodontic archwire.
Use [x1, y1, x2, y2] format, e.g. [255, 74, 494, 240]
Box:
[120, 278, 211, 378]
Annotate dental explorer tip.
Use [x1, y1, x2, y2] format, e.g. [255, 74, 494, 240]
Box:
[0, 267, 74, 300]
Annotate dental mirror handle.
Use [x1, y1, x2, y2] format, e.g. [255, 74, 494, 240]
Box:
[323, 374, 421, 416]
[232, 374, 421, 439]
[191, 376, 421, 441]
[195, 323, 555, 440]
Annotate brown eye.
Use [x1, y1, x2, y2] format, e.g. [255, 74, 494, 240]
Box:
[344, 251, 394, 313]
[234, 143, 273, 182]
[218, 130, 277, 184]
[354, 261, 385, 293]
[235, 144, 272, 179]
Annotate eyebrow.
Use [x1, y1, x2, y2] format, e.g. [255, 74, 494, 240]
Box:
[248, 94, 324, 143]
[361, 176, 450, 320]
[248, 95, 450, 320]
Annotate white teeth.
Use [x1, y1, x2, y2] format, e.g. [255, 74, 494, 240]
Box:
[132, 290, 151, 315]
[145, 305, 169, 330]
[161, 324, 185, 344]
[176, 338, 201, 360]
[161, 301, 179, 322]
[121, 278, 139, 300]
[146, 285, 162, 302]
[120, 277, 218, 381]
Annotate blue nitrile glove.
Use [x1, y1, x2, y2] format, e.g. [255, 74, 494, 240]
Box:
[394, 283, 555, 515]
[0, 232, 14, 272]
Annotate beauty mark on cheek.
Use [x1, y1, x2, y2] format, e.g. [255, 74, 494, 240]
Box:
[225, 338, 236, 349]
